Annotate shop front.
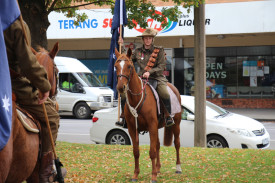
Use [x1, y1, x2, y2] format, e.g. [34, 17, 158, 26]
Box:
[174, 46, 275, 108]
[47, 0, 275, 108]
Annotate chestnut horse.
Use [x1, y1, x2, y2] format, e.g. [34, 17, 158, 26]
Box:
[114, 48, 182, 182]
[0, 43, 59, 183]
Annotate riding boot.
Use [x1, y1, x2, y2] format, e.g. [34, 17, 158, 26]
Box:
[115, 96, 126, 127]
[162, 98, 175, 127]
[39, 151, 67, 183]
[39, 151, 55, 183]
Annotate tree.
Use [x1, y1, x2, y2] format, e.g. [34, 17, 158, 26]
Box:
[18, 0, 202, 49]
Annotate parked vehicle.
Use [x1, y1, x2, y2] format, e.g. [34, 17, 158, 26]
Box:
[90, 95, 270, 149]
[55, 56, 114, 119]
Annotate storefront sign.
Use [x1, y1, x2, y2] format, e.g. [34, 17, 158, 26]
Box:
[206, 63, 227, 79]
[47, 0, 275, 39]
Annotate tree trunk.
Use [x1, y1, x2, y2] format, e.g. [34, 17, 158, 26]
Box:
[19, 0, 50, 50]
[194, 3, 206, 147]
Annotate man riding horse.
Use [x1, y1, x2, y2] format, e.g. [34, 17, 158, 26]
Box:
[116, 27, 175, 128]
[4, 18, 66, 182]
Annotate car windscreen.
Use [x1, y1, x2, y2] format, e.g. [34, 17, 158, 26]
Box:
[206, 101, 228, 118]
[77, 73, 104, 87]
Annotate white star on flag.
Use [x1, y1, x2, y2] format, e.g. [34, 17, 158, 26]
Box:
[2, 94, 10, 112]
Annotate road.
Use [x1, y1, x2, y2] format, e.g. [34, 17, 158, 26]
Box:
[57, 116, 275, 149]
[57, 117, 94, 144]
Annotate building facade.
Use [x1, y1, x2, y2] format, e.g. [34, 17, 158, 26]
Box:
[47, 0, 275, 108]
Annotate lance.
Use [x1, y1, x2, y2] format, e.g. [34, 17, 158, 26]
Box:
[117, 0, 124, 123]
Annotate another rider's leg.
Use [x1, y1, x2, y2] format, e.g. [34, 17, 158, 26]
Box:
[22, 98, 66, 182]
[115, 93, 126, 127]
[156, 83, 175, 127]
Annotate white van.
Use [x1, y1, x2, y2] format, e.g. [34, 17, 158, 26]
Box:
[54, 56, 114, 119]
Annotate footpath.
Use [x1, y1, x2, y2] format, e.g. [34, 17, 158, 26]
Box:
[225, 108, 275, 122]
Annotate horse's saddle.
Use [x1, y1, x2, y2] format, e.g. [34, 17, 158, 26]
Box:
[16, 107, 39, 133]
[148, 79, 158, 89]
[147, 81, 181, 117]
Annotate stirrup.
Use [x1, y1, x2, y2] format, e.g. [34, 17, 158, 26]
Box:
[53, 167, 67, 182]
[115, 120, 124, 127]
[166, 116, 175, 127]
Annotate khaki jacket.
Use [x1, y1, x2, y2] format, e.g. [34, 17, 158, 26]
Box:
[132, 44, 167, 84]
[4, 19, 51, 104]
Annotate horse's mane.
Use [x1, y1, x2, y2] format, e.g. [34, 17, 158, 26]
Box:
[36, 46, 48, 54]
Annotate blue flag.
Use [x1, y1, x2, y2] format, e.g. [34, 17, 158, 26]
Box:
[107, 0, 127, 99]
[0, 0, 20, 150]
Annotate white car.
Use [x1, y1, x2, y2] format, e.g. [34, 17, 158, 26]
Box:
[90, 95, 270, 149]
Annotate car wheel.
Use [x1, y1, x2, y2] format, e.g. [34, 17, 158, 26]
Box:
[106, 130, 131, 145]
[73, 102, 91, 119]
[207, 135, 228, 148]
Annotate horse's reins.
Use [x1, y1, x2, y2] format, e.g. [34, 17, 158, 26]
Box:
[125, 76, 144, 129]
[128, 78, 148, 96]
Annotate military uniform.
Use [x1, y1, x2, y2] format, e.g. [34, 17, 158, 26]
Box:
[132, 44, 167, 84]
[131, 44, 171, 103]
[4, 19, 61, 182]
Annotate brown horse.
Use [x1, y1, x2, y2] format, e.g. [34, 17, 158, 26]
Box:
[0, 43, 59, 183]
[114, 48, 182, 182]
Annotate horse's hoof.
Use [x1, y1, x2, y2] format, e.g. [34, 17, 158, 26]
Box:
[131, 179, 138, 182]
[175, 171, 182, 174]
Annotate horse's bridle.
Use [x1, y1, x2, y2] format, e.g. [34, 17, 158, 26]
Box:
[116, 55, 149, 96]
[116, 55, 133, 84]
[116, 72, 132, 83]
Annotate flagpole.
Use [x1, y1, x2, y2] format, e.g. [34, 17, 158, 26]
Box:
[119, 24, 122, 54]
[119, 0, 123, 54]
[117, 0, 123, 123]
[117, 24, 122, 122]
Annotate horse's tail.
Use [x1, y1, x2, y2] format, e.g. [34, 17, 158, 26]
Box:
[163, 126, 173, 146]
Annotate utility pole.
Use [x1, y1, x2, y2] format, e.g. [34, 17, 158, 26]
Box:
[194, 3, 206, 147]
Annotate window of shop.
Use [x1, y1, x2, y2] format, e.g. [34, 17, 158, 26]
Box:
[175, 46, 275, 99]
[236, 55, 275, 98]
[164, 48, 173, 82]
[206, 56, 237, 98]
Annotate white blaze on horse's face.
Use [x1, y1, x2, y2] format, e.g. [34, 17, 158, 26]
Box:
[119, 60, 125, 80]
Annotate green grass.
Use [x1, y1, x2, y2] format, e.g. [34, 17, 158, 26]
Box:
[56, 141, 275, 182]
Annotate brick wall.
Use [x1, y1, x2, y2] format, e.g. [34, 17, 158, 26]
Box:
[208, 98, 275, 109]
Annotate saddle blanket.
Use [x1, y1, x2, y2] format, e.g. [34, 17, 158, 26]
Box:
[148, 85, 181, 117]
[17, 108, 39, 133]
